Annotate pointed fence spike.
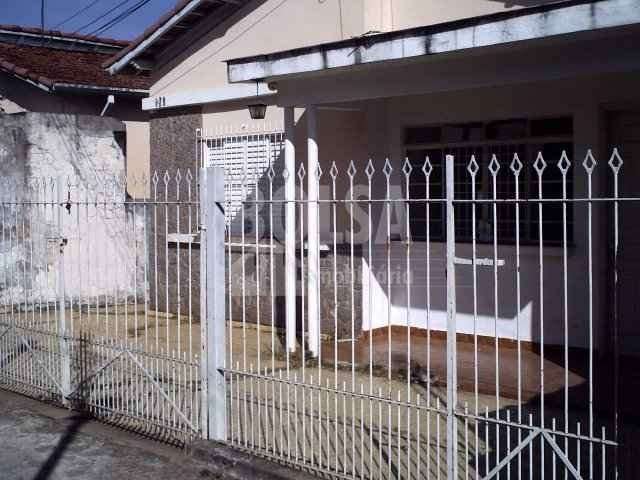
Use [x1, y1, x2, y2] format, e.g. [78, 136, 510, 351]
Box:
[329, 161, 339, 179]
[467, 155, 479, 176]
[608, 147, 623, 173]
[422, 156, 433, 177]
[557, 150, 571, 174]
[383, 158, 393, 177]
[365, 159, 375, 179]
[347, 160, 357, 178]
[534, 152, 547, 175]
[488, 154, 501, 175]
[510, 153, 523, 175]
[582, 149, 597, 174]
[402, 157, 413, 177]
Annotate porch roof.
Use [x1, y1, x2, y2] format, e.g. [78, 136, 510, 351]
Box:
[227, 0, 640, 84]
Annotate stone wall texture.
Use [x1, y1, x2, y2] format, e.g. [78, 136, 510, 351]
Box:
[148, 108, 203, 318]
[220, 243, 363, 340]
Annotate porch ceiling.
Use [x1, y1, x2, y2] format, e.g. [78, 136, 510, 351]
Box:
[226, 0, 640, 84]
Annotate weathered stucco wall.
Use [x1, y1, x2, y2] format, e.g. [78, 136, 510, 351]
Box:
[0, 113, 145, 308]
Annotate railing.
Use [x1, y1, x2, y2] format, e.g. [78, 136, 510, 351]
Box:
[220, 148, 627, 478]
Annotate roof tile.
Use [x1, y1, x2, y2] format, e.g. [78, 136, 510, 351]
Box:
[0, 42, 150, 91]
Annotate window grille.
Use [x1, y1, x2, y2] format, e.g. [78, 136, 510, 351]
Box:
[405, 117, 573, 245]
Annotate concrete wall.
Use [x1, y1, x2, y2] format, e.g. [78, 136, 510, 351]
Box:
[0, 113, 145, 307]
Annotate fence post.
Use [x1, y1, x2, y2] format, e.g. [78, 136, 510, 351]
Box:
[284, 106, 297, 353]
[200, 166, 227, 441]
[57, 177, 71, 406]
[445, 155, 458, 479]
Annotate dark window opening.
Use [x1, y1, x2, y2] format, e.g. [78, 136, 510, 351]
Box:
[405, 117, 574, 246]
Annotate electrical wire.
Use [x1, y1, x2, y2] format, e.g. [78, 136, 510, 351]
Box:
[87, 0, 155, 37]
[73, 0, 133, 34]
[54, 0, 103, 29]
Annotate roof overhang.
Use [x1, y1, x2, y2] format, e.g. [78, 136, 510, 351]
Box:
[142, 82, 273, 110]
[53, 83, 149, 96]
[106, 0, 250, 75]
[227, 0, 640, 83]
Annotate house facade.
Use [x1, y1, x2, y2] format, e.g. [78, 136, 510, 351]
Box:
[104, 0, 640, 359]
[104, 0, 543, 172]
[226, 0, 640, 358]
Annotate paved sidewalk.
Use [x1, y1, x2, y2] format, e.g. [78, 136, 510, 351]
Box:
[0, 389, 221, 480]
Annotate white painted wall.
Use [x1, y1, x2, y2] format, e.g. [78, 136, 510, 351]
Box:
[151, 0, 365, 97]
[150, 0, 578, 134]
[363, 0, 532, 33]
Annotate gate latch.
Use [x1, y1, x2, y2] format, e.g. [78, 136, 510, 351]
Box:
[454, 257, 505, 267]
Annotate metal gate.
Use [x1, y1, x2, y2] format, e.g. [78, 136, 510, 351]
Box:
[207, 135, 624, 478]
[0, 172, 201, 444]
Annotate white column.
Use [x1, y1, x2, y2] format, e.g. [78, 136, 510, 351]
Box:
[307, 105, 320, 357]
[284, 107, 297, 352]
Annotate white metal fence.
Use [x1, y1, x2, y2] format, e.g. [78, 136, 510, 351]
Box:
[210, 138, 628, 479]
[0, 138, 633, 478]
[0, 173, 201, 444]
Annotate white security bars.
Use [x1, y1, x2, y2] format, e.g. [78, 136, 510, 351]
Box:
[218, 144, 625, 479]
[197, 126, 285, 225]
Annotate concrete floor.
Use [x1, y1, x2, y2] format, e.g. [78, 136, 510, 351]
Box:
[0, 389, 222, 480]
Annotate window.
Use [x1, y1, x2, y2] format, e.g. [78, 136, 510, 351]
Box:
[202, 131, 284, 230]
[405, 117, 573, 245]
